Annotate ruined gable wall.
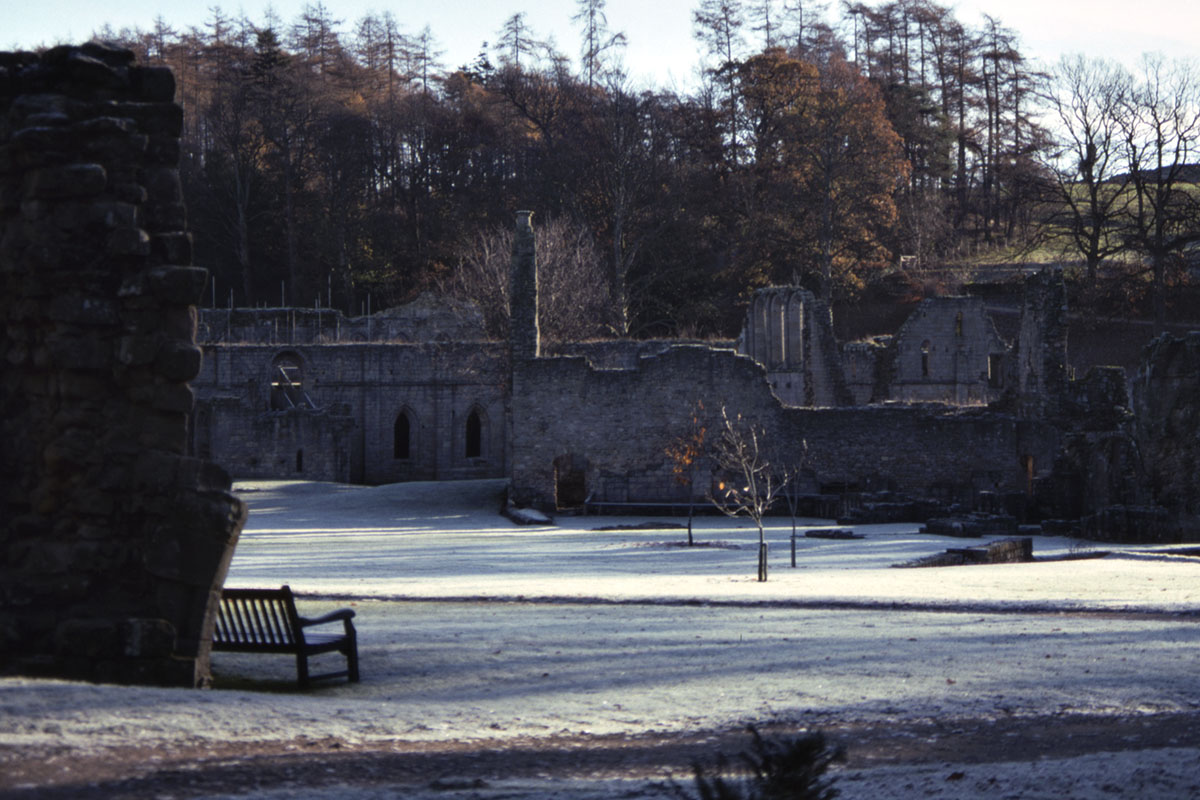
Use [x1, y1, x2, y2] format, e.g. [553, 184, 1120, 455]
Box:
[193, 342, 508, 484]
[0, 45, 244, 685]
[889, 297, 1009, 405]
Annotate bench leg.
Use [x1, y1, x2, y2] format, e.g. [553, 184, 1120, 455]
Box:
[296, 653, 310, 689]
[346, 634, 360, 683]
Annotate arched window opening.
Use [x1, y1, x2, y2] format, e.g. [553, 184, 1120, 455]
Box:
[465, 409, 483, 459]
[270, 353, 313, 410]
[394, 413, 411, 460]
[920, 340, 931, 377]
[296, 448, 304, 473]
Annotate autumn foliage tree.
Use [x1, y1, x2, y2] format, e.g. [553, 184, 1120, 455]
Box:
[665, 402, 709, 546]
[728, 48, 908, 303]
[98, 0, 1200, 336]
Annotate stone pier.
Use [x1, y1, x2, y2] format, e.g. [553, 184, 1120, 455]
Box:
[1, 43, 245, 686]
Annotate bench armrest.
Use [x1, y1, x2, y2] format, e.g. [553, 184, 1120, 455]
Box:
[298, 608, 356, 628]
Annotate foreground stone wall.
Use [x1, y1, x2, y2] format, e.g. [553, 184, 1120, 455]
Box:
[0, 44, 245, 685]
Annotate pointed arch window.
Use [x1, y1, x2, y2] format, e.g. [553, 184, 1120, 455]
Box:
[465, 409, 483, 459]
[394, 412, 411, 460]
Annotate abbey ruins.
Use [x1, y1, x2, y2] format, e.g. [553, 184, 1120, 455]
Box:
[3, 45, 1199, 686]
[190, 210, 1200, 545]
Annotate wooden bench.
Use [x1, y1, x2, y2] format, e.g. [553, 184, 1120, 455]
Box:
[212, 585, 359, 688]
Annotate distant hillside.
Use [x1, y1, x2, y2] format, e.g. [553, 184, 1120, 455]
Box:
[1111, 163, 1200, 183]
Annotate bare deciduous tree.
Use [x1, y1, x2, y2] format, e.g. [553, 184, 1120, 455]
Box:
[708, 406, 784, 582]
[1042, 55, 1132, 285]
[1117, 55, 1200, 331]
[445, 216, 614, 345]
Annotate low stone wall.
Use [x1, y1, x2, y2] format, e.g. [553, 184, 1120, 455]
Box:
[0, 44, 244, 685]
[196, 293, 487, 345]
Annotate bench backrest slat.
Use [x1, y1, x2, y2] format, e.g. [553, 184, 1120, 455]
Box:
[215, 587, 301, 646]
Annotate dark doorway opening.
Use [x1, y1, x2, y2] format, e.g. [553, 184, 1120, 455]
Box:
[394, 413, 411, 459]
[554, 454, 589, 510]
[465, 409, 482, 458]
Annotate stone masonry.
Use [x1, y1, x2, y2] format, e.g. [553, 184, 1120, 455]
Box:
[0, 44, 245, 686]
[192, 342, 508, 484]
[1133, 332, 1200, 536]
[737, 287, 852, 407]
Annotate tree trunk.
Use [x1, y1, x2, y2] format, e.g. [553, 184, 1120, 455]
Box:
[757, 523, 768, 582]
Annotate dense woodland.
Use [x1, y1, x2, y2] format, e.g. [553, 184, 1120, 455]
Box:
[92, 0, 1200, 339]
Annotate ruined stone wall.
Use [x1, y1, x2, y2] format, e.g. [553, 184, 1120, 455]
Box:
[510, 344, 1056, 508]
[546, 339, 683, 369]
[0, 44, 244, 685]
[194, 398, 356, 483]
[889, 297, 1009, 405]
[1014, 269, 1070, 418]
[509, 210, 539, 362]
[1133, 332, 1200, 535]
[737, 288, 852, 407]
[193, 342, 508, 484]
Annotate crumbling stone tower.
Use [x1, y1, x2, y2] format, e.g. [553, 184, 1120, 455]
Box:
[0, 44, 245, 686]
[509, 210, 540, 362]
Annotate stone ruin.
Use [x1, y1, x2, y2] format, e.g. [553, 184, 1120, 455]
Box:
[0, 44, 245, 686]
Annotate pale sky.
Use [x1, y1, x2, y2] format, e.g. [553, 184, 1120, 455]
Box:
[4, 0, 1197, 89]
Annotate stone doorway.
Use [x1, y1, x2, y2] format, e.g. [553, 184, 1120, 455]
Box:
[554, 454, 589, 510]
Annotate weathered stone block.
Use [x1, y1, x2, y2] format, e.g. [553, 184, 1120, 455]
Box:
[154, 340, 202, 381]
[78, 41, 137, 67]
[117, 333, 160, 365]
[144, 167, 181, 203]
[46, 333, 111, 370]
[122, 618, 176, 658]
[144, 200, 186, 230]
[48, 294, 119, 325]
[151, 232, 191, 265]
[107, 226, 151, 256]
[109, 101, 184, 137]
[136, 409, 189, 453]
[23, 163, 106, 199]
[53, 618, 122, 658]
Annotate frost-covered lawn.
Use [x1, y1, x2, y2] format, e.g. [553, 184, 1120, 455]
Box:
[226, 479, 1200, 612]
[5, 478, 1200, 799]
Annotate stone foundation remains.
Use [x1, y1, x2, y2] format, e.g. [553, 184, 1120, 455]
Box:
[0, 44, 245, 686]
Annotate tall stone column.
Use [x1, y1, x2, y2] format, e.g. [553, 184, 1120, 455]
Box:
[509, 210, 539, 362]
[0, 43, 245, 686]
